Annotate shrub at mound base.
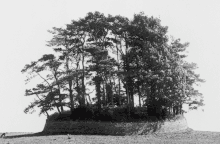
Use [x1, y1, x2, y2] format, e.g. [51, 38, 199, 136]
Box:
[42, 115, 188, 135]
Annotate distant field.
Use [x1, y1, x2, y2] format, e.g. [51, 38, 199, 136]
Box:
[1, 129, 220, 144]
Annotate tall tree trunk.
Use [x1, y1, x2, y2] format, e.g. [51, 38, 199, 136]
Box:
[106, 82, 113, 105]
[176, 105, 179, 115]
[45, 111, 49, 118]
[113, 78, 120, 106]
[56, 106, 61, 114]
[127, 76, 134, 107]
[81, 53, 86, 107]
[53, 96, 61, 114]
[110, 79, 114, 106]
[114, 78, 117, 96]
[94, 76, 102, 111]
[117, 46, 121, 106]
[125, 82, 129, 106]
[125, 41, 130, 108]
[147, 81, 158, 117]
[180, 104, 182, 114]
[136, 58, 141, 107]
[75, 58, 80, 106]
[138, 85, 141, 107]
[118, 79, 121, 106]
[105, 82, 108, 104]
[169, 107, 171, 115]
[102, 81, 106, 106]
[173, 105, 176, 116]
[58, 89, 64, 112]
[66, 57, 74, 113]
[69, 82, 74, 111]
[54, 72, 64, 112]
[124, 41, 134, 108]
[76, 74, 81, 106]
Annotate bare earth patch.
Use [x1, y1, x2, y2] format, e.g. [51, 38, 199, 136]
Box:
[1, 129, 220, 144]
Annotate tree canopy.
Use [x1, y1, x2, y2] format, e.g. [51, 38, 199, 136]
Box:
[22, 11, 205, 118]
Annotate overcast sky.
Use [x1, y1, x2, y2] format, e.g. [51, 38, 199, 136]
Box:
[0, 0, 220, 132]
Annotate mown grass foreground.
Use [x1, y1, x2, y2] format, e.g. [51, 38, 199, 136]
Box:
[1, 129, 220, 144]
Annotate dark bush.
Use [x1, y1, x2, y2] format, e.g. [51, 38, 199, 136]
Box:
[129, 107, 148, 122]
[92, 108, 114, 122]
[47, 112, 60, 121]
[71, 106, 94, 121]
[111, 107, 128, 122]
[48, 111, 72, 121]
[48, 105, 174, 122]
[55, 114, 72, 121]
[110, 106, 148, 122]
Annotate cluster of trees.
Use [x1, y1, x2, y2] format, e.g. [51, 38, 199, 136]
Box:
[21, 11, 204, 118]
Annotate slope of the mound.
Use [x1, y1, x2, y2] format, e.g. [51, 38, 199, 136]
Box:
[42, 115, 188, 135]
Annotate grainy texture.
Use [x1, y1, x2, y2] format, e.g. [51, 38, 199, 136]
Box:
[1, 130, 220, 144]
[43, 116, 188, 135]
[3, 116, 218, 143]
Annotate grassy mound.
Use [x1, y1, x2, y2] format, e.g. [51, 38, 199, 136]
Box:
[43, 114, 188, 135]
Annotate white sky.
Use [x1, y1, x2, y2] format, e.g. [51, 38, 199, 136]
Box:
[0, 0, 220, 132]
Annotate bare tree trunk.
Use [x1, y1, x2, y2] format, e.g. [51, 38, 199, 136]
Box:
[118, 79, 121, 106]
[110, 80, 114, 105]
[169, 107, 171, 115]
[69, 82, 74, 111]
[114, 78, 117, 96]
[94, 76, 102, 111]
[59, 91, 64, 112]
[66, 57, 74, 113]
[138, 85, 141, 107]
[179, 104, 182, 114]
[128, 77, 134, 107]
[54, 74, 64, 112]
[56, 106, 61, 114]
[45, 111, 49, 118]
[176, 105, 179, 115]
[81, 53, 86, 107]
[102, 81, 106, 106]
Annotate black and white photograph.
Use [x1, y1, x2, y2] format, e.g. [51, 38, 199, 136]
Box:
[0, 0, 220, 143]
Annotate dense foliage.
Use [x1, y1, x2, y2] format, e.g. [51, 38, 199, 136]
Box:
[21, 12, 205, 121]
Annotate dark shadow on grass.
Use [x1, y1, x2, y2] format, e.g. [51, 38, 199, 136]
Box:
[3, 132, 48, 139]
[134, 120, 164, 135]
[3, 131, 126, 139]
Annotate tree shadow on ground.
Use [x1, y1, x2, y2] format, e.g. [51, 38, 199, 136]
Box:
[3, 131, 125, 139]
[134, 120, 164, 135]
[3, 132, 48, 139]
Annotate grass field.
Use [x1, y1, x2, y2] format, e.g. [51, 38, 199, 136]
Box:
[1, 129, 220, 144]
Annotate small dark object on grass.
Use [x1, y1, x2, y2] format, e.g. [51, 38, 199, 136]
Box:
[67, 134, 71, 139]
[1, 133, 6, 138]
